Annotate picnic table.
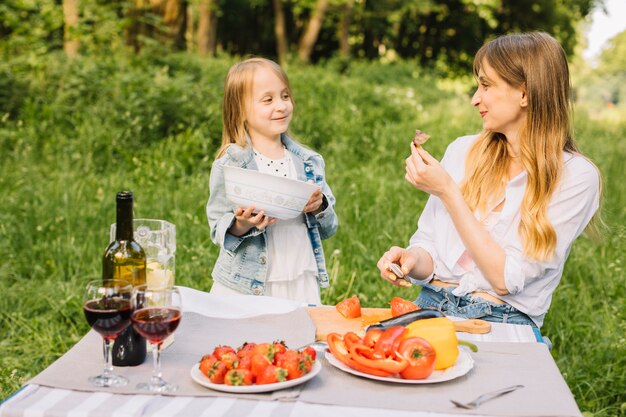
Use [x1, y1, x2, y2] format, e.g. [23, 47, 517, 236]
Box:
[0, 287, 582, 417]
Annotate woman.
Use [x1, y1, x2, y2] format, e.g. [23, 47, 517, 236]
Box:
[377, 32, 601, 330]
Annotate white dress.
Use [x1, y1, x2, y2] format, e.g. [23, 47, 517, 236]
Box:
[211, 147, 321, 305]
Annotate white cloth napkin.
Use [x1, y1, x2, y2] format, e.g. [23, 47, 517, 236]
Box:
[178, 286, 301, 318]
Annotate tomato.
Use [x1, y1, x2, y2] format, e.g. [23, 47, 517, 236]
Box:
[349, 343, 408, 374]
[224, 369, 253, 386]
[363, 328, 383, 349]
[212, 345, 236, 361]
[199, 354, 218, 377]
[207, 360, 228, 384]
[301, 345, 316, 362]
[397, 337, 436, 380]
[374, 326, 406, 358]
[236, 342, 257, 358]
[390, 297, 420, 317]
[256, 365, 288, 385]
[250, 353, 272, 378]
[336, 295, 361, 318]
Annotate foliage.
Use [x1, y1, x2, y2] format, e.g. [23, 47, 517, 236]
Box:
[0, 0, 601, 73]
[573, 29, 626, 119]
[0, 53, 625, 416]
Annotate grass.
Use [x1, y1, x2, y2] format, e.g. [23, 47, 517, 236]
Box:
[0, 53, 624, 416]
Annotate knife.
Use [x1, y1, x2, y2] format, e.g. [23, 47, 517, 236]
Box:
[366, 309, 491, 334]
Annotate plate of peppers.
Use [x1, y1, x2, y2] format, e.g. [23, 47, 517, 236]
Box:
[325, 316, 476, 383]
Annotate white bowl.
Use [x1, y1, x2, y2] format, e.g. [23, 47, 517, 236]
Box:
[223, 166, 319, 220]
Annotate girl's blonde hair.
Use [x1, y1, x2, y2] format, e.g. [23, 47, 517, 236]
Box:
[462, 32, 600, 260]
[216, 57, 294, 158]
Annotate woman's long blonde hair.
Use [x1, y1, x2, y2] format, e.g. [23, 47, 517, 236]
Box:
[462, 32, 599, 260]
[216, 57, 294, 158]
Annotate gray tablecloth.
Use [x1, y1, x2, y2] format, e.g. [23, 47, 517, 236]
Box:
[299, 341, 581, 416]
[29, 309, 316, 400]
[25, 307, 581, 416]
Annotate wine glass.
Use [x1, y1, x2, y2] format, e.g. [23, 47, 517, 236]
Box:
[131, 285, 182, 393]
[83, 279, 133, 387]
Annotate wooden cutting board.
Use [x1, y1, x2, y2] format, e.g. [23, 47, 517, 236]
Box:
[306, 306, 491, 341]
[306, 307, 391, 341]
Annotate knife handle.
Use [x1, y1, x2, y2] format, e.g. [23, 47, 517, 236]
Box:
[453, 319, 491, 334]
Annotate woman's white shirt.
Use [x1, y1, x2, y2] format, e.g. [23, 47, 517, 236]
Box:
[408, 135, 600, 327]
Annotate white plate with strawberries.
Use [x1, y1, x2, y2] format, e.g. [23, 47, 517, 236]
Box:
[190, 361, 321, 393]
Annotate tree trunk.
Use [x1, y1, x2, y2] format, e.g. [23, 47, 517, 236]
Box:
[157, 0, 186, 50]
[197, 0, 217, 56]
[63, 0, 80, 57]
[297, 0, 329, 63]
[272, 0, 288, 65]
[186, 2, 195, 52]
[126, 0, 148, 53]
[338, 0, 354, 58]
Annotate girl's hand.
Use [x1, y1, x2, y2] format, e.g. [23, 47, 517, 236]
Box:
[303, 185, 323, 214]
[229, 206, 277, 236]
[405, 145, 454, 198]
[376, 246, 417, 287]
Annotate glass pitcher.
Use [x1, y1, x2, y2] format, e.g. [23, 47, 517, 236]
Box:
[110, 219, 176, 289]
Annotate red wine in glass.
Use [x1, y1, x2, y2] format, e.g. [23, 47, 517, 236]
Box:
[84, 298, 132, 340]
[83, 279, 133, 387]
[131, 307, 181, 345]
[131, 285, 182, 393]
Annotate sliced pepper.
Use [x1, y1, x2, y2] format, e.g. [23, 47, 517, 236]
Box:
[362, 328, 383, 349]
[349, 343, 408, 374]
[374, 326, 406, 358]
[327, 333, 352, 366]
[327, 333, 393, 377]
[343, 332, 363, 351]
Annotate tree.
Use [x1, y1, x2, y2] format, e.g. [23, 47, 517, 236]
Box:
[197, 0, 218, 56]
[126, 0, 187, 53]
[273, 0, 289, 65]
[337, 0, 354, 57]
[63, 0, 80, 57]
[297, 0, 330, 63]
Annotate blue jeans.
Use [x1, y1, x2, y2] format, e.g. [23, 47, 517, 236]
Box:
[415, 284, 537, 327]
[415, 284, 551, 348]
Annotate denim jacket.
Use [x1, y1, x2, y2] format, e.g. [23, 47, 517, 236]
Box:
[206, 134, 338, 295]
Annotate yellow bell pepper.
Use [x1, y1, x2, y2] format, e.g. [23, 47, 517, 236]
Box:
[405, 317, 459, 370]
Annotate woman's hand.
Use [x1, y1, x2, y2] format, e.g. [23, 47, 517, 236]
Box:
[376, 246, 418, 288]
[303, 185, 324, 214]
[229, 206, 277, 236]
[405, 145, 454, 198]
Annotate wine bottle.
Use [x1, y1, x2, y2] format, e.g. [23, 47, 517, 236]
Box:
[103, 191, 147, 366]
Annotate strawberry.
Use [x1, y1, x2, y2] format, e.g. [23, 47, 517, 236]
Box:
[224, 369, 253, 386]
[256, 365, 288, 385]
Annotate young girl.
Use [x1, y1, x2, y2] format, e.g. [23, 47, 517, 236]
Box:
[377, 32, 601, 330]
[206, 57, 338, 305]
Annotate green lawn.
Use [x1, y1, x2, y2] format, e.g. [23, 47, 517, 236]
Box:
[0, 53, 624, 415]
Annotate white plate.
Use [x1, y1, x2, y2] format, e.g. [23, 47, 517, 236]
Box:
[325, 350, 474, 384]
[190, 360, 322, 393]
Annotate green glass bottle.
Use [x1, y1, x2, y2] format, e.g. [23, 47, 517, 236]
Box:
[103, 191, 147, 366]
